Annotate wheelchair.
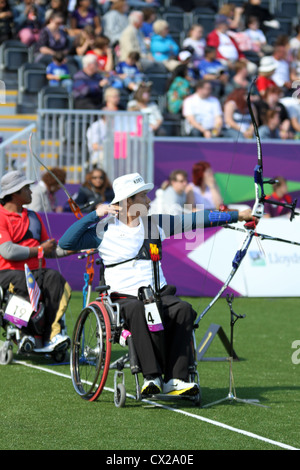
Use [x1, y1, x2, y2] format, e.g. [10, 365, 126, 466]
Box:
[70, 259, 201, 408]
[0, 286, 69, 365]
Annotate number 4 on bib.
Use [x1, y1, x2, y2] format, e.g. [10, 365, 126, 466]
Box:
[144, 303, 164, 332]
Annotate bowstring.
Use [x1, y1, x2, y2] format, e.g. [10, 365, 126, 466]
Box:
[195, 92, 250, 314]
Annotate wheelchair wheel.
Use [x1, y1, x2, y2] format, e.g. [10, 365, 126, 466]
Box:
[0, 342, 13, 365]
[114, 383, 126, 408]
[71, 301, 112, 401]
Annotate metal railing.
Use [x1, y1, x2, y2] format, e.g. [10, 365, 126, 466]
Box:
[0, 123, 36, 178]
[0, 110, 154, 185]
[35, 109, 154, 184]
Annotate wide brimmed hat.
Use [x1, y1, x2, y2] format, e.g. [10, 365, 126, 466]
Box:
[0, 170, 34, 198]
[110, 173, 154, 204]
[258, 56, 277, 73]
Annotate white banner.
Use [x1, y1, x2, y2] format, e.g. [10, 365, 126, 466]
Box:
[188, 216, 300, 297]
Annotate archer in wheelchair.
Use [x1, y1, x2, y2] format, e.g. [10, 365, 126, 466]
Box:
[0, 170, 74, 364]
[59, 172, 254, 406]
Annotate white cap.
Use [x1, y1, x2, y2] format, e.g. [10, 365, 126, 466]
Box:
[110, 173, 154, 204]
[258, 56, 277, 73]
[179, 50, 192, 62]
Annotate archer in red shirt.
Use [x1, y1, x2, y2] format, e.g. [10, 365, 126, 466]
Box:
[0, 170, 72, 352]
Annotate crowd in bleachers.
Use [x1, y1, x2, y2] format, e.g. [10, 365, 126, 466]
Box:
[2, 0, 300, 139]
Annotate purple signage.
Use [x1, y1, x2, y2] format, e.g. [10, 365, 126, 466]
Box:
[41, 140, 300, 297]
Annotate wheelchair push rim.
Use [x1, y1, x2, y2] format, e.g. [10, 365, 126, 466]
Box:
[70, 301, 112, 401]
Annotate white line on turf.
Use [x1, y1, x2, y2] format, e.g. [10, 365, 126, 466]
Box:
[14, 360, 299, 451]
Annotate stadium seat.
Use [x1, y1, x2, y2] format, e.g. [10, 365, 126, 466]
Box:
[192, 13, 215, 36]
[162, 12, 190, 33]
[0, 40, 32, 81]
[278, 18, 294, 36]
[276, 0, 299, 18]
[65, 56, 81, 77]
[142, 61, 168, 74]
[18, 62, 48, 110]
[145, 72, 169, 95]
[38, 85, 73, 110]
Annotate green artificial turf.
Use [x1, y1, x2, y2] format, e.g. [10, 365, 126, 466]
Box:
[0, 292, 299, 451]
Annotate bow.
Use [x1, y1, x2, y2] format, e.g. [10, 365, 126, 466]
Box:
[28, 133, 83, 220]
[195, 78, 300, 325]
[28, 133, 95, 304]
[247, 78, 299, 222]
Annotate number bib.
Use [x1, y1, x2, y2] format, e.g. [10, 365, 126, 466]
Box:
[144, 302, 164, 332]
[4, 295, 33, 328]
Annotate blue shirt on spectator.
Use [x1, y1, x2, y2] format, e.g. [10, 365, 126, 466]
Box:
[46, 62, 70, 86]
[115, 61, 143, 80]
[198, 58, 225, 79]
[150, 34, 180, 62]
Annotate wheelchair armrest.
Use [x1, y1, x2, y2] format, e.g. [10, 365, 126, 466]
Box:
[95, 285, 110, 294]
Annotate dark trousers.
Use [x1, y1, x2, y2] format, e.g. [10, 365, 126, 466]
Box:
[112, 285, 196, 382]
[0, 269, 71, 341]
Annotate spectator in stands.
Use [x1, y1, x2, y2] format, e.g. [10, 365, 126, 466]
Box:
[119, 10, 150, 64]
[187, 161, 223, 210]
[86, 35, 114, 72]
[44, 0, 68, 24]
[264, 177, 294, 218]
[70, 0, 102, 36]
[26, 167, 66, 213]
[150, 169, 191, 215]
[46, 51, 73, 93]
[244, 16, 267, 57]
[101, 86, 124, 111]
[256, 55, 277, 97]
[218, 3, 244, 31]
[0, 0, 14, 44]
[182, 24, 206, 67]
[35, 12, 70, 58]
[12, 0, 45, 34]
[280, 93, 300, 137]
[141, 7, 156, 43]
[127, 82, 165, 135]
[206, 15, 245, 68]
[150, 19, 180, 71]
[19, 4, 43, 47]
[271, 44, 292, 91]
[72, 168, 114, 213]
[102, 0, 129, 46]
[254, 85, 291, 137]
[177, 50, 198, 83]
[207, 14, 257, 74]
[198, 46, 226, 79]
[72, 54, 108, 109]
[289, 24, 300, 59]
[198, 46, 228, 98]
[72, 24, 96, 58]
[166, 64, 194, 115]
[115, 51, 145, 91]
[243, 0, 280, 33]
[86, 117, 106, 167]
[291, 48, 300, 83]
[86, 87, 124, 165]
[258, 109, 281, 140]
[223, 88, 254, 140]
[224, 60, 250, 97]
[182, 79, 223, 138]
